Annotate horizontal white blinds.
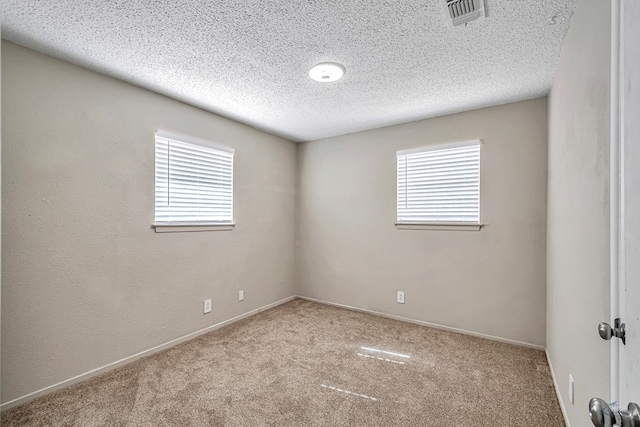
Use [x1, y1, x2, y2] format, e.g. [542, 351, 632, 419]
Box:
[155, 134, 233, 224]
[397, 141, 480, 223]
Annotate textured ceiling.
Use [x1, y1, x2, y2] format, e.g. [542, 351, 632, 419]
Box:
[1, 0, 576, 142]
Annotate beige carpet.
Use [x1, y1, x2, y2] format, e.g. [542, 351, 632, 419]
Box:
[2, 299, 565, 426]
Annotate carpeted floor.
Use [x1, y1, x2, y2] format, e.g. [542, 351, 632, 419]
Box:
[2, 299, 565, 426]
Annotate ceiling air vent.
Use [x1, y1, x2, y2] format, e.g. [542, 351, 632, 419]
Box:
[441, 0, 487, 28]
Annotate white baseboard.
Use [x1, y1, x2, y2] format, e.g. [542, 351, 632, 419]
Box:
[0, 295, 296, 411]
[545, 349, 571, 427]
[2, 294, 549, 412]
[296, 295, 546, 351]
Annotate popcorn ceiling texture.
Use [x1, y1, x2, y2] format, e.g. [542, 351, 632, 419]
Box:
[1, 0, 575, 142]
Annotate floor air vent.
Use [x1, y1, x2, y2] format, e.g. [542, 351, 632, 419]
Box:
[441, 0, 487, 28]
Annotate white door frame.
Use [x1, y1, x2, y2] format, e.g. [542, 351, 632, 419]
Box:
[610, 0, 622, 404]
[610, 0, 639, 404]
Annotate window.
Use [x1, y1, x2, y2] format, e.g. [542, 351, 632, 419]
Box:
[397, 140, 480, 228]
[154, 131, 234, 229]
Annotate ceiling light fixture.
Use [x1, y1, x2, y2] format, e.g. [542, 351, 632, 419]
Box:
[309, 62, 345, 83]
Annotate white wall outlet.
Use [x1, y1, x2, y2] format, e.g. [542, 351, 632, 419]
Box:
[204, 299, 212, 314]
[568, 374, 574, 404]
[239, 290, 244, 301]
[397, 291, 405, 304]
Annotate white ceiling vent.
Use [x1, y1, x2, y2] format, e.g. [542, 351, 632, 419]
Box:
[441, 0, 487, 28]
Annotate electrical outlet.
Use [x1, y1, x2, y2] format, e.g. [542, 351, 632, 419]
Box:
[239, 290, 244, 301]
[204, 299, 212, 314]
[397, 291, 405, 304]
[569, 375, 574, 404]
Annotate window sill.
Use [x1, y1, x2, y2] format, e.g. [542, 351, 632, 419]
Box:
[395, 222, 482, 231]
[153, 223, 235, 233]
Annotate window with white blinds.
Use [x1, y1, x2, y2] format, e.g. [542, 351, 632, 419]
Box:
[155, 131, 234, 225]
[397, 140, 480, 224]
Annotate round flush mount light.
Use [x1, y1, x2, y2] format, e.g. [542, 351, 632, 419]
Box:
[309, 62, 345, 83]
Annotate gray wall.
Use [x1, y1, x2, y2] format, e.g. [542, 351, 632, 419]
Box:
[297, 98, 549, 347]
[0, 27, 3, 403]
[546, 0, 612, 424]
[1, 41, 297, 404]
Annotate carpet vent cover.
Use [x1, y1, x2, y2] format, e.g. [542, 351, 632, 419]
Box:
[441, 0, 487, 28]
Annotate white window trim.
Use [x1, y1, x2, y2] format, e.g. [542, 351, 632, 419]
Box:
[396, 139, 481, 156]
[153, 223, 235, 233]
[396, 139, 483, 231]
[155, 130, 235, 154]
[154, 130, 235, 232]
[395, 222, 482, 231]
